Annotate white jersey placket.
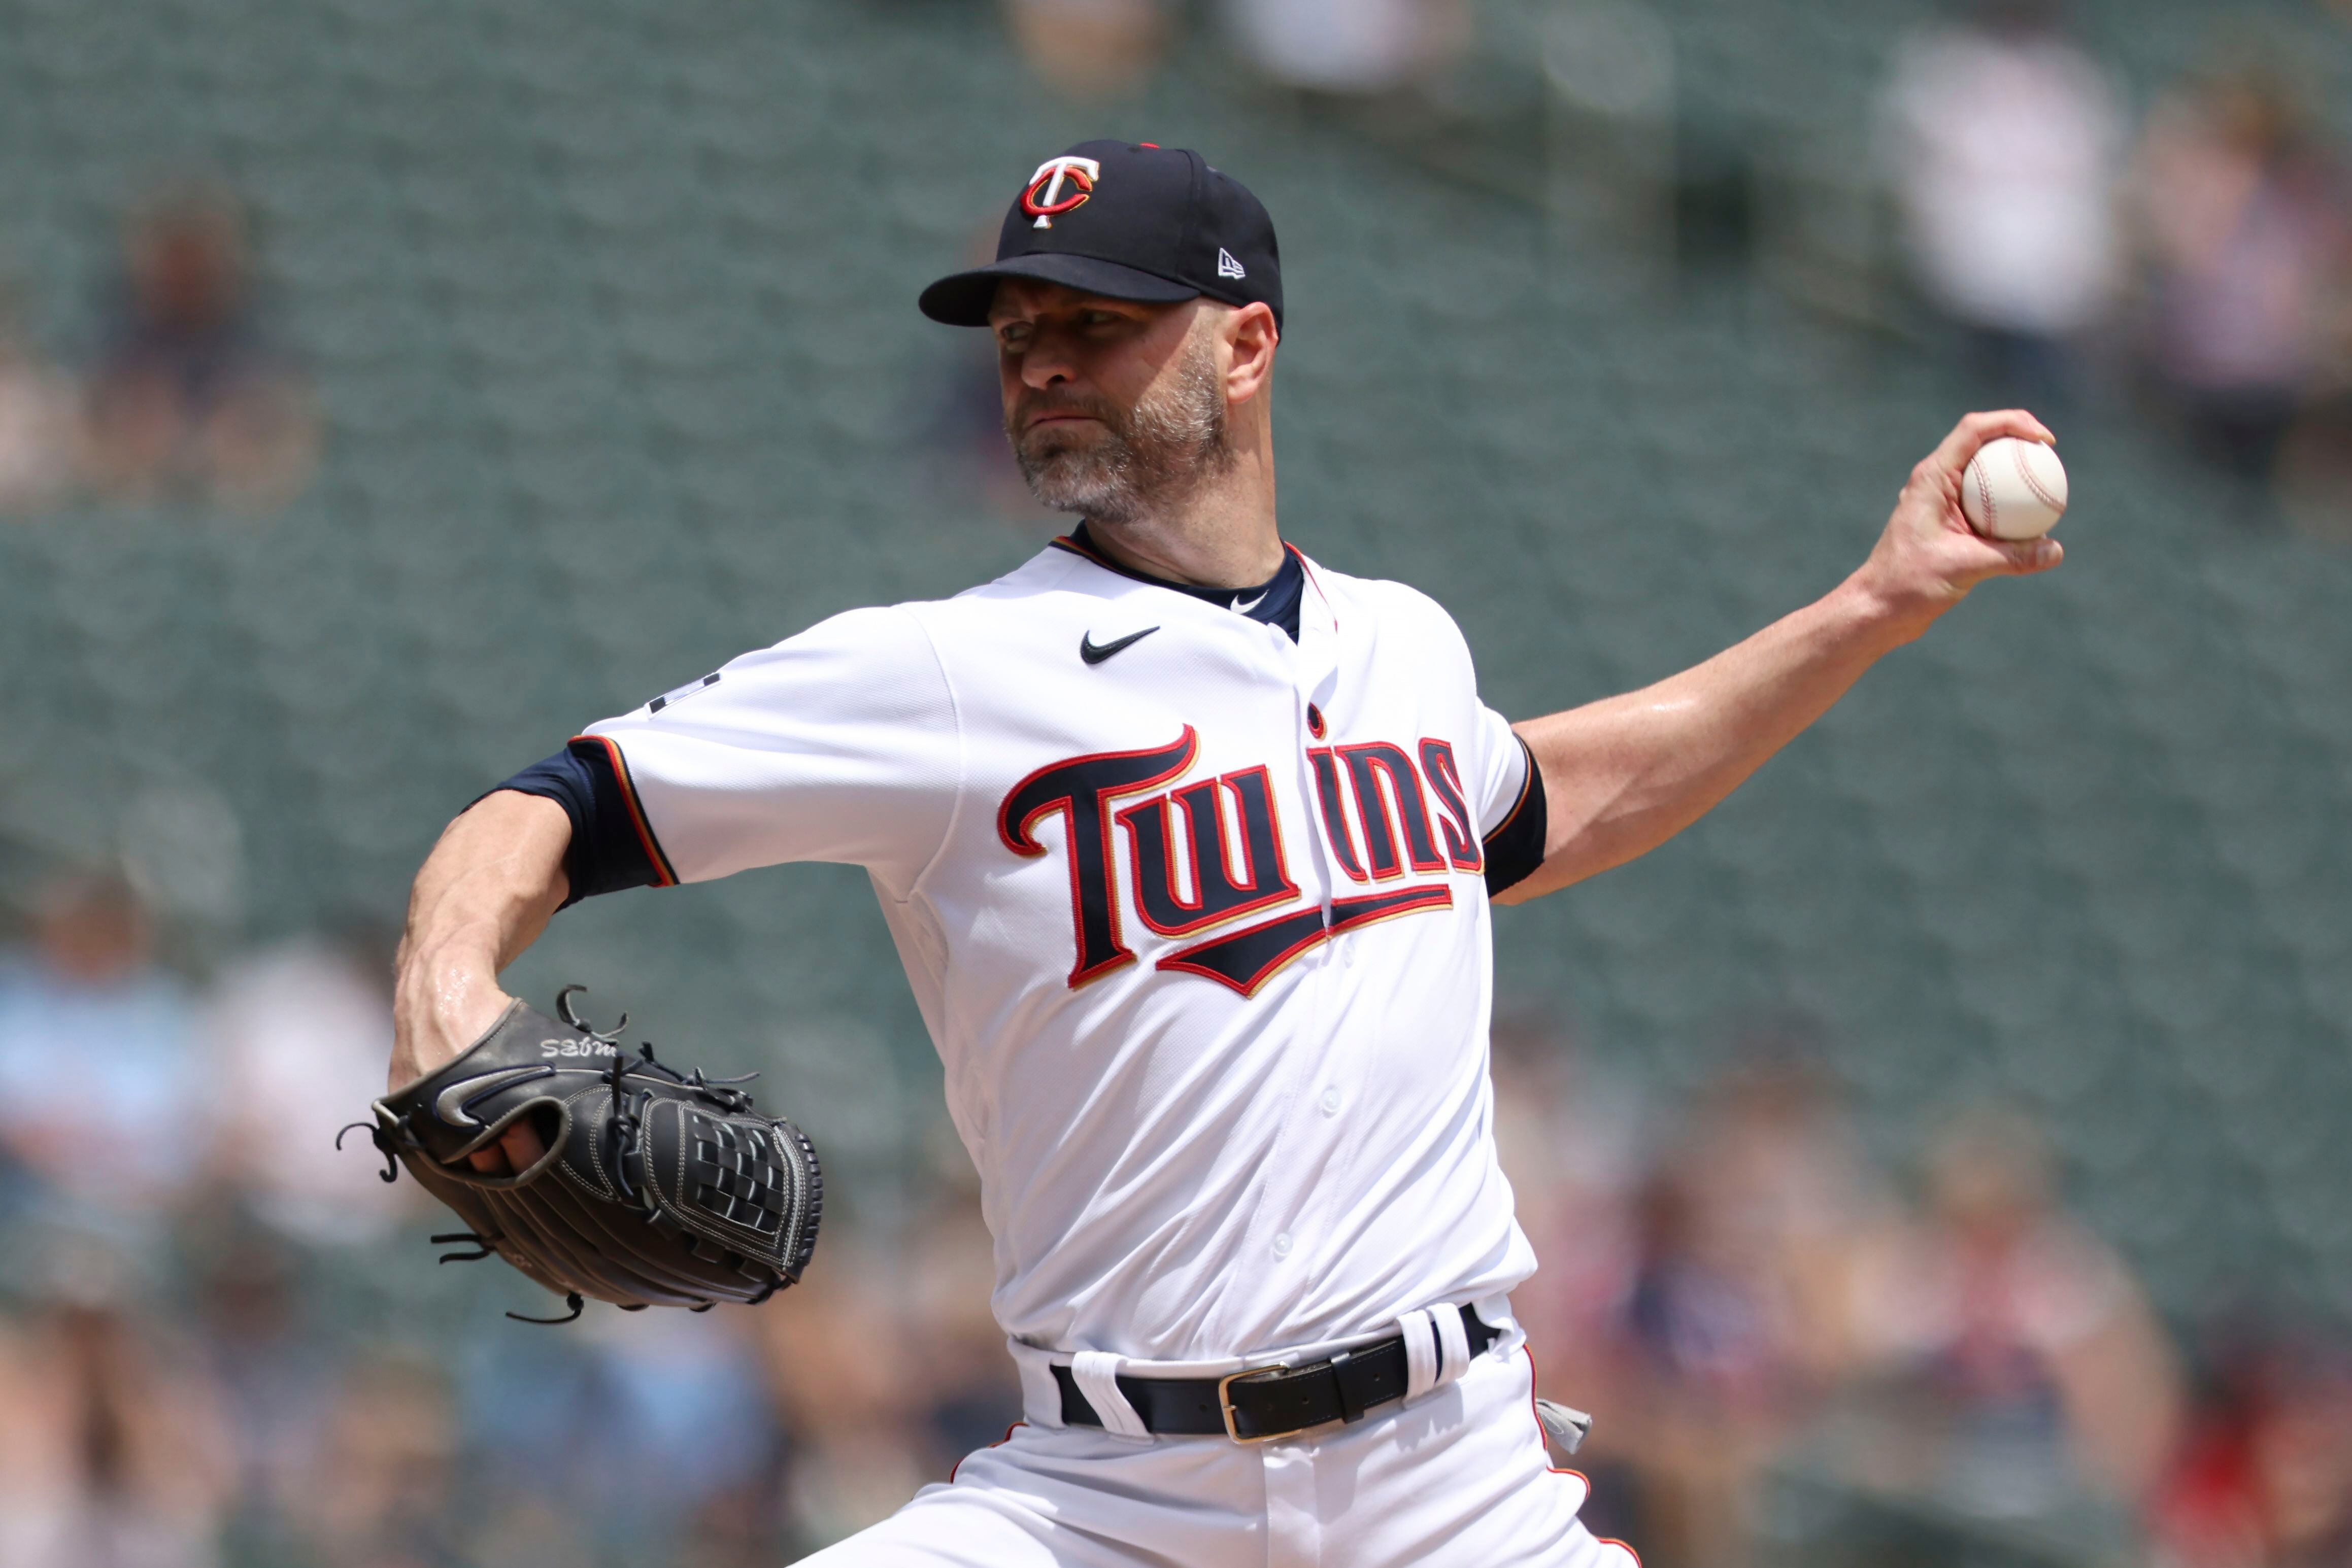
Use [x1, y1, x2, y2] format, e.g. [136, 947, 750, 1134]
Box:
[1227, 577, 1359, 1334]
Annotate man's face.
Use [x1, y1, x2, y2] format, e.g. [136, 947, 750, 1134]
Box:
[989, 280, 1231, 526]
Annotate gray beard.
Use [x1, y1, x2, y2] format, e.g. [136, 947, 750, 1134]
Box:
[1008, 347, 1231, 526]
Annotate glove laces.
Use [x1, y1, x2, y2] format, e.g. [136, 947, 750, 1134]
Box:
[347, 986, 765, 1326]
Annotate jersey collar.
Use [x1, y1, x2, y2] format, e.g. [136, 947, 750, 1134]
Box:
[1049, 524, 1304, 643]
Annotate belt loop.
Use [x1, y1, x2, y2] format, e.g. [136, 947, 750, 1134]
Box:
[1433, 1302, 1471, 1388]
[1397, 1308, 1439, 1402]
[1071, 1351, 1152, 1442]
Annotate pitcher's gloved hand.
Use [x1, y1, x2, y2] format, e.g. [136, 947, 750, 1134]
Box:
[353, 987, 821, 1323]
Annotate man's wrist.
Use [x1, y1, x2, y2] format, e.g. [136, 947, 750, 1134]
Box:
[1833, 563, 1946, 651]
[393, 937, 509, 1055]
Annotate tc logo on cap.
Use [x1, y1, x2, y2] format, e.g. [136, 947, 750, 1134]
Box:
[1022, 155, 1100, 229]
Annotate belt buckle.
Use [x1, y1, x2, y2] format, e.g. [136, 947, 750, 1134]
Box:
[1217, 1361, 1292, 1444]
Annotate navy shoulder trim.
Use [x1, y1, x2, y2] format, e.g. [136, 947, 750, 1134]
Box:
[488, 737, 675, 906]
[1482, 736, 1548, 898]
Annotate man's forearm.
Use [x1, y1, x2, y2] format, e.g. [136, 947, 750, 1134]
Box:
[1497, 408, 2061, 903]
[389, 790, 573, 1089]
[1498, 573, 1919, 903]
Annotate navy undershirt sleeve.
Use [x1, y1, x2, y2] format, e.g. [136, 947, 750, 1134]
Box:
[489, 740, 663, 907]
[1481, 737, 1549, 898]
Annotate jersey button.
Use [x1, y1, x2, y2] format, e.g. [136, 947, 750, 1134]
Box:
[1272, 1232, 1293, 1259]
[1319, 1086, 1342, 1117]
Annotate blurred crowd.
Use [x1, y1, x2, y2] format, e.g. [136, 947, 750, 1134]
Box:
[1, 7, 2340, 529]
[1496, 1018, 2352, 1568]
[997, 0, 1469, 99]
[1878, 0, 2352, 525]
[1507, 1027, 2127, 1568]
[0, 869, 1017, 1568]
[4, 868, 2350, 1568]
[982, 0, 2352, 528]
[1, 3, 2347, 1563]
[0, 182, 316, 516]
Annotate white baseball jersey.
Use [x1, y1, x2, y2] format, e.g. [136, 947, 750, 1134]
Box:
[583, 538, 1541, 1363]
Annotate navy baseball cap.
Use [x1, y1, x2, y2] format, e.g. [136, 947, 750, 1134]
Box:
[919, 140, 1283, 331]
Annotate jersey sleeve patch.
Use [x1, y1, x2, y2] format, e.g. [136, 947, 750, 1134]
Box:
[1481, 735, 1548, 898]
[488, 737, 677, 906]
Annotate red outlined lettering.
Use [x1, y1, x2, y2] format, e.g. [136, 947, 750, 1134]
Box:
[1328, 883, 1453, 934]
[1156, 905, 1331, 998]
[998, 728, 1198, 988]
[1116, 766, 1299, 938]
[1337, 741, 1448, 878]
[1417, 738, 1485, 873]
[1306, 747, 1369, 882]
[1160, 883, 1454, 997]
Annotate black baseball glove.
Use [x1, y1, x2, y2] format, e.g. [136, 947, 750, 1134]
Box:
[354, 987, 821, 1323]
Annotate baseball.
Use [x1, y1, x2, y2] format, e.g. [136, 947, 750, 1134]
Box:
[1961, 436, 2067, 540]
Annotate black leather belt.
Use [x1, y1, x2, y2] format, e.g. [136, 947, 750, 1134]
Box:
[1055, 1310, 1500, 1442]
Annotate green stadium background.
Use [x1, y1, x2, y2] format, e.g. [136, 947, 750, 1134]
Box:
[2, 0, 2349, 1558]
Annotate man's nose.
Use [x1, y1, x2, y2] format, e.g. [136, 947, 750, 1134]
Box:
[1017, 328, 1079, 390]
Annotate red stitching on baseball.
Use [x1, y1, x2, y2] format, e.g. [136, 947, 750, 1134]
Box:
[1972, 460, 1996, 534]
[2012, 441, 2061, 513]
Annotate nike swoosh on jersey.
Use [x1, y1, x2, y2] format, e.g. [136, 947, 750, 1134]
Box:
[1231, 590, 1268, 615]
[1080, 627, 1159, 665]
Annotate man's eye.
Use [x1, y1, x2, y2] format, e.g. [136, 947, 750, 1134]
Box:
[1082, 311, 1119, 328]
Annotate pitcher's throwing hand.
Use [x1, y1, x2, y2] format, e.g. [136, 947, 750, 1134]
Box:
[1860, 409, 2064, 631]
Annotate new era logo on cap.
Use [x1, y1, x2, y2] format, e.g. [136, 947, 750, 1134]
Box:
[918, 140, 1284, 331]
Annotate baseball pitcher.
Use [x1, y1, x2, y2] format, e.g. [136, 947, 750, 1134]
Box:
[384, 141, 2061, 1565]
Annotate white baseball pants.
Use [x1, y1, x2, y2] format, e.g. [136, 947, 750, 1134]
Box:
[797, 1346, 1637, 1567]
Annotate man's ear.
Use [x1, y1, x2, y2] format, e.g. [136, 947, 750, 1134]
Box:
[1224, 301, 1279, 406]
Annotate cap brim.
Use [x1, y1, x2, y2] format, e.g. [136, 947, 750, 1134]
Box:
[918, 253, 1201, 326]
